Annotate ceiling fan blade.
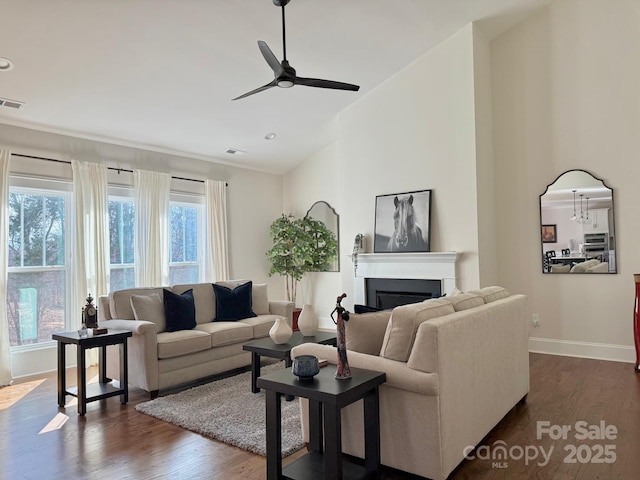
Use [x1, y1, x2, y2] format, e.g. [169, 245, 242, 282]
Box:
[258, 41, 284, 77]
[232, 80, 278, 101]
[295, 76, 360, 92]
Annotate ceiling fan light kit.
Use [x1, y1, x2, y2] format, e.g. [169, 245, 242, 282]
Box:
[232, 0, 360, 100]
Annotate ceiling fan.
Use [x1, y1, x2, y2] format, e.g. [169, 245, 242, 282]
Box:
[232, 0, 360, 101]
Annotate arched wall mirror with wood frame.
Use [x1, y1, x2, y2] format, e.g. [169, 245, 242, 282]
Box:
[540, 169, 616, 274]
[305, 200, 339, 272]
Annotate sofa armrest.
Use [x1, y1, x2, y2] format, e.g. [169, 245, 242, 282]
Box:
[98, 295, 111, 321]
[291, 343, 438, 396]
[99, 319, 157, 335]
[269, 300, 295, 325]
[99, 318, 160, 393]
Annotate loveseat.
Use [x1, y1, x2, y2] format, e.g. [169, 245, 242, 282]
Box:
[292, 287, 529, 480]
[98, 280, 294, 397]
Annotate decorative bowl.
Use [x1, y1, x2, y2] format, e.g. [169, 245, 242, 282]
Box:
[292, 355, 320, 381]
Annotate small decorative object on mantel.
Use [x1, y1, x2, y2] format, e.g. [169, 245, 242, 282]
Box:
[297, 304, 318, 336]
[269, 316, 293, 345]
[292, 355, 320, 381]
[331, 293, 351, 379]
[633, 274, 640, 372]
[351, 233, 365, 276]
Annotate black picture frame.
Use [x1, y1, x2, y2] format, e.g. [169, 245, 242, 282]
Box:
[374, 189, 431, 253]
[541, 224, 557, 243]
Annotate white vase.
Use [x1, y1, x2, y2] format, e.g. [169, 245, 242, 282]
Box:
[297, 304, 318, 337]
[269, 317, 293, 344]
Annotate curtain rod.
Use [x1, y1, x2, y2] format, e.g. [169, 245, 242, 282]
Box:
[10, 153, 228, 186]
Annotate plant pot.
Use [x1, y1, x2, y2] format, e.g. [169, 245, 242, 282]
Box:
[291, 308, 302, 332]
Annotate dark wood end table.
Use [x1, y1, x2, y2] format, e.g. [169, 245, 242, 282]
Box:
[52, 329, 132, 416]
[243, 331, 337, 398]
[257, 366, 386, 480]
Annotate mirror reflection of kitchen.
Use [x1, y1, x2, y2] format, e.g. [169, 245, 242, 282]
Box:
[539, 169, 616, 274]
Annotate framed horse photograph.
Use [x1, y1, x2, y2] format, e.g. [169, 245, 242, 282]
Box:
[374, 189, 431, 253]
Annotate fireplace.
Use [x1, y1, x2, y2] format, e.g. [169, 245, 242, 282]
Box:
[366, 278, 442, 310]
[353, 252, 458, 307]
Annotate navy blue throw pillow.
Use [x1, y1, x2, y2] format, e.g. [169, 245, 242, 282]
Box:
[163, 289, 196, 332]
[213, 281, 258, 321]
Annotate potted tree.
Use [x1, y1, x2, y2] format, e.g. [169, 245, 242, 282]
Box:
[266, 213, 338, 310]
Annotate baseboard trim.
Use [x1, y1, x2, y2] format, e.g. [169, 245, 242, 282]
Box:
[529, 337, 636, 364]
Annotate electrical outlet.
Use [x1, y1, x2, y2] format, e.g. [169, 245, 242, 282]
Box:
[532, 313, 540, 328]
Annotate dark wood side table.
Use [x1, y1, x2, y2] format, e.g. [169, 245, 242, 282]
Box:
[243, 331, 337, 395]
[52, 329, 132, 416]
[258, 366, 386, 480]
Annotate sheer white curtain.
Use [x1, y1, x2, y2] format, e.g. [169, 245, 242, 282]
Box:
[205, 179, 229, 282]
[134, 170, 171, 286]
[72, 160, 110, 328]
[0, 149, 12, 386]
[72, 160, 110, 367]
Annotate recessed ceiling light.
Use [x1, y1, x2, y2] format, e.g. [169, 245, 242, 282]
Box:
[0, 57, 14, 71]
[264, 133, 277, 140]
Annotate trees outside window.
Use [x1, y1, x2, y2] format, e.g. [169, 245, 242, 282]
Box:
[169, 203, 202, 285]
[6, 189, 70, 347]
[108, 197, 135, 292]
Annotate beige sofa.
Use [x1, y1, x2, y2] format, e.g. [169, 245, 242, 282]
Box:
[98, 280, 294, 397]
[292, 287, 529, 480]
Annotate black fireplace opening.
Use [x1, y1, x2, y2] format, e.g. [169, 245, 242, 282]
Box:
[365, 278, 442, 310]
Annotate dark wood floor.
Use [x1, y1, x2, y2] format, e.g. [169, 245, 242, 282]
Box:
[1, 353, 639, 479]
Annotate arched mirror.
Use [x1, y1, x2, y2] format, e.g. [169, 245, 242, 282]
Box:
[540, 170, 616, 274]
[305, 201, 339, 272]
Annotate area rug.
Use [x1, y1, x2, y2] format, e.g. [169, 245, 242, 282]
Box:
[135, 363, 304, 457]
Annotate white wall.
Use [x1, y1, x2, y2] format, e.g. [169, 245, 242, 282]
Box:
[1, 123, 285, 377]
[492, 0, 638, 361]
[285, 25, 484, 329]
[283, 143, 341, 325]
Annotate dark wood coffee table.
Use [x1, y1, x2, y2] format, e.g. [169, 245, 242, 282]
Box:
[258, 366, 386, 480]
[243, 331, 337, 396]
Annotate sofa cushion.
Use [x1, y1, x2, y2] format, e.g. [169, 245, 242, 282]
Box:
[163, 289, 196, 332]
[237, 314, 279, 338]
[110, 287, 164, 320]
[213, 281, 258, 321]
[216, 279, 250, 289]
[194, 321, 254, 347]
[379, 298, 455, 362]
[252, 283, 270, 315]
[156, 329, 211, 359]
[346, 310, 392, 355]
[130, 293, 166, 332]
[173, 283, 217, 324]
[467, 286, 510, 303]
[570, 259, 600, 273]
[586, 261, 609, 273]
[447, 293, 484, 312]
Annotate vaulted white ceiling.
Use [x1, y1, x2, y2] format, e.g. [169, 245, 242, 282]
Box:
[0, 0, 548, 173]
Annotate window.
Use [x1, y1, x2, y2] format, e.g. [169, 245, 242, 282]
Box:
[169, 202, 203, 285]
[6, 188, 71, 347]
[108, 197, 135, 292]
[107, 195, 203, 289]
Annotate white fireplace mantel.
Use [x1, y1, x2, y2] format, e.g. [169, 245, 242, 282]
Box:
[351, 252, 459, 305]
